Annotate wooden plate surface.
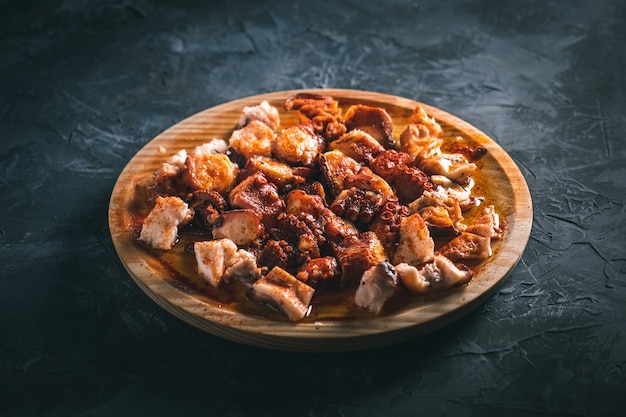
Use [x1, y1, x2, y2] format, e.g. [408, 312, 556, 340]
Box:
[108, 89, 532, 352]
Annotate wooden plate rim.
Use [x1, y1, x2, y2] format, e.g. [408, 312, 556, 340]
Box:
[108, 88, 533, 352]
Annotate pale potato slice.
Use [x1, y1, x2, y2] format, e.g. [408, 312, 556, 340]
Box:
[184, 152, 239, 195]
[396, 255, 473, 294]
[229, 120, 275, 159]
[249, 267, 315, 321]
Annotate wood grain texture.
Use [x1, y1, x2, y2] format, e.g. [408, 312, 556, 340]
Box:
[108, 89, 533, 352]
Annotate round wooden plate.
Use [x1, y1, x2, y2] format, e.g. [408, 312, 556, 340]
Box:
[108, 89, 532, 352]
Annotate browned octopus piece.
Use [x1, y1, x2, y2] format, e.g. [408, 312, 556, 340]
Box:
[342, 104, 395, 149]
[330, 187, 386, 225]
[228, 171, 284, 227]
[276, 212, 326, 263]
[369, 195, 410, 257]
[185, 190, 227, 229]
[334, 231, 386, 286]
[296, 256, 340, 287]
[370, 149, 436, 204]
[257, 239, 296, 270]
[284, 93, 346, 141]
[393, 164, 437, 204]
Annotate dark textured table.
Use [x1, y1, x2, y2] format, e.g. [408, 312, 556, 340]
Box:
[2, 1, 625, 416]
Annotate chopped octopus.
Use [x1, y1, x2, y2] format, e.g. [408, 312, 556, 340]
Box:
[185, 189, 227, 229]
[142, 149, 189, 202]
[284, 92, 346, 141]
[211, 209, 264, 246]
[296, 256, 340, 287]
[465, 204, 502, 239]
[228, 171, 284, 226]
[236, 100, 280, 131]
[271, 124, 324, 167]
[329, 129, 385, 164]
[335, 231, 387, 286]
[400, 105, 477, 184]
[342, 104, 395, 149]
[396, 255, 473, 294]
[354, 261, 399, 314]
[318, 150, 363, 196]
[242, 155, 304, 192]
[135, 95, 503, 320]
[409, 189, 466, 235]
[249, 266, 315, 321]
[194, 238, 260, 287]
[392, 213, 435, 266]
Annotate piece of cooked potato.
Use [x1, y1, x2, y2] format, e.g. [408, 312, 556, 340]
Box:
[184, 152, 239, 195]
[272, 124, 323, 167]
[229, 120, 275, 160]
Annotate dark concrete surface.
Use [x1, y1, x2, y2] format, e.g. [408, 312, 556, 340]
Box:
[1, 0, 625, 416]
